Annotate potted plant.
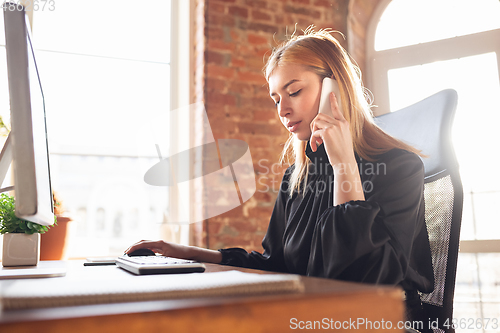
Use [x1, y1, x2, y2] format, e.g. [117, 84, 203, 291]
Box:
[40, 191, 72, 260]
[0, 193, 54, 266]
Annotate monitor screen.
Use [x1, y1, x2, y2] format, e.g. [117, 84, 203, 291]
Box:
[3, 3, 54, 226]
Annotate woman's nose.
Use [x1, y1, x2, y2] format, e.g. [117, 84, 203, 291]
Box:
[278, 99, 290, 118]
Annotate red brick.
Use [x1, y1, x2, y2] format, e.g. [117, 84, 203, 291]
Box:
[247, 32, 268, 45]
[206, 77, 227, 92]
[227, 81, 254, 95]
[228, 5, 249, 18]
[217, 205, 245, 219]
[226, 106, 254, 121]
[254, 46, 271, 58]
[206, 50, 226, 65]
[253, 109, 277, 122]
[246, 207, 274, 219]
[207, 2, 226, 14]
[311, 9, 322, 19]
[246, 56, 268, 71]
[207, 64, 235, 79]
[240, 95, 275, 109]
[284, 4, 311, 15]
[251, 9, 272, 22]
[238, 122, 282, 136]
[247, 22, 277, 34]
[249, 136, 271, 149]
[230, 57, 246, 68]
[237, 70, 267, 84]
[206, 13, 235, 27]
[238, 44, 258, 57]
[254, 85, 272, 98]
[244, 0, 268, 8]
[206, 91, 237, 106]
[251, 189, 273, 203]
[206, 26, 224, 39]
[228, 220, 264, 234]
[227, 30, 238, 42]
[313, 0, 334, 7]
[207, 39, 236, 52]
[275, 14, 285, 25]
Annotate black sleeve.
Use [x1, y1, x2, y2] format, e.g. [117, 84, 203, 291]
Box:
[218, 170, 291, 273]
[306, 151, 434, 292]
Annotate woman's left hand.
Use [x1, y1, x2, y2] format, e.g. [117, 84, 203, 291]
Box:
[310, 92, 365, 205]
[309, 92, 356, 169]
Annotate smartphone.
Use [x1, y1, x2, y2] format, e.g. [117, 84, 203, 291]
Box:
[318, 77, 343, 117]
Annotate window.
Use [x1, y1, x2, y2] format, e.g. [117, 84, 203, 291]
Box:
[36, 0, 174, 257]
[0, 0, 196, 258]
[368, 0, 500, 326]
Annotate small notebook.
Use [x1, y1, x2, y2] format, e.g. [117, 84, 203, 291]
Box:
[0, 270, 304, 310]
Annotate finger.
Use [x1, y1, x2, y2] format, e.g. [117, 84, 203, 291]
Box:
[329, 92, 345, 121]
[313, 117, 338, 130]
[125, 241, 142, 253]
[125, 240, 152, 254]
[310, 134, 317, 152]
[309, 130, 323, 152]
[310, 116, 335, 152]
[310, 113, 320, 132]
[309, 115, 325, 152]
[310, 130, 324, 151]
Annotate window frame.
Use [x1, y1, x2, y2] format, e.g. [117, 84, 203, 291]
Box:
[23, 0, 195, 251]
[366, 0, 500, 255]
[168, 0, 196, 245]
[366, 0, 500, 117]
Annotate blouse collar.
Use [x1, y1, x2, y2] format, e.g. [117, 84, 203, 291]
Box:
[305, 141, 332, 176]
[305, 141, 329, 165]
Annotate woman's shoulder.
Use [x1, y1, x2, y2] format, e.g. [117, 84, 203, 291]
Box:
[374, 148, 423, 166]
[366, 148, 424, 180]
[283, 164, 295, 178]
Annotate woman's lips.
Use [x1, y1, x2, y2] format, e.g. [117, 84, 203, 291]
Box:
[287, 121, 301, 133]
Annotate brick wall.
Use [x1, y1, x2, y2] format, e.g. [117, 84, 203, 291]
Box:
[196, 0, 356, 252]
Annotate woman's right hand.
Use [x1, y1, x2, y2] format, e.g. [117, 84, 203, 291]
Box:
[125, 240, 189, 258]
[124, 240, 223, 264]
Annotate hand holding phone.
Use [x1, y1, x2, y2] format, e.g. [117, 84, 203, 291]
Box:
[318, 77, 343, 117]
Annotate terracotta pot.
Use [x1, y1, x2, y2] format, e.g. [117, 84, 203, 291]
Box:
[2, 233, 40, 266]
[40, 216, 72, 260]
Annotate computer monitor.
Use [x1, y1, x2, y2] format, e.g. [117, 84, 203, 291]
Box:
[0, 3, 54, 226]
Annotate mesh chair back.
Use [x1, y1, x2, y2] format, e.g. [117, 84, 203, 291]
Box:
[375, 89, 463, 333]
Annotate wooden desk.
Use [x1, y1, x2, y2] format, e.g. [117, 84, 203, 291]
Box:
[0, 261, 404, 332]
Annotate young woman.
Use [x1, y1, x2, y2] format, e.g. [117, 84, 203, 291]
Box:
[126, 28, 434, 326]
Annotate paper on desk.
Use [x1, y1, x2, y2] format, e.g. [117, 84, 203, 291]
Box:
[0, 270, 304, 310]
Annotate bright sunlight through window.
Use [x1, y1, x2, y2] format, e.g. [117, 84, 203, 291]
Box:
[0, 0, 172, 257]
[375, 0, 500, 51]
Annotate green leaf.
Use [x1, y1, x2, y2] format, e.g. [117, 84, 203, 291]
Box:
[0, 194, 52, 235]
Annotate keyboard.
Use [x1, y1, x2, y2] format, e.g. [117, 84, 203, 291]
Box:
[116, 255, 206, 275]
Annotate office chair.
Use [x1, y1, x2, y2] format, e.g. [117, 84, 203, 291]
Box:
[375, 89, 463, 333]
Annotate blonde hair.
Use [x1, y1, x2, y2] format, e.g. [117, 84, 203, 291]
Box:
[264, 27, 421, 196]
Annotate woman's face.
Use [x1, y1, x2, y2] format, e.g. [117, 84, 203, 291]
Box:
[268, 64, 322, 141]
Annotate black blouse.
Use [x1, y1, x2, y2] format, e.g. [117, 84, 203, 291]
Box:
[219, 142, 434, 293]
